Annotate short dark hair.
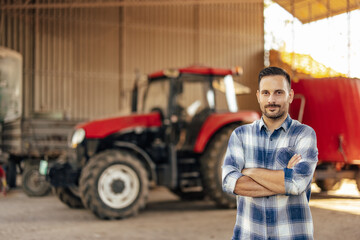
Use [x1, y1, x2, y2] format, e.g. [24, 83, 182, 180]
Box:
[258, 67, 291, 89]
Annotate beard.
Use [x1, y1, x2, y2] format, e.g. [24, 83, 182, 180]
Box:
[262, 104, 286, 120]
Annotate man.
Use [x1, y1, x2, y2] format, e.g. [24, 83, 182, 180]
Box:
[222, 67, 318, 240]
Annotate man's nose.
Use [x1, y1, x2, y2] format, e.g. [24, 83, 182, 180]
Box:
[267, 94, 275, 103]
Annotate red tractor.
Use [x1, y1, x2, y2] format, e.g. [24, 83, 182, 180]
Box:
[47, 66, 259, 219]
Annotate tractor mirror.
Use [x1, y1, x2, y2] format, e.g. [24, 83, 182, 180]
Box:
[131, 69, 141, 113]
[212, 76, 251, 95]
[131, 81, 138, 113]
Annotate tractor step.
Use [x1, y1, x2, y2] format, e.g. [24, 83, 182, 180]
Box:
[177, 157, 202, 189]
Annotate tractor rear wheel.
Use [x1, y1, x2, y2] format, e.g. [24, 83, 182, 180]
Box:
[200, 124, 238, 208]
[54, 186, 84, 208]
[79, 150, 149, 219]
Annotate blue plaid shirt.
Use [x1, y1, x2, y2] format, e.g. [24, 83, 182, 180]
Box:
[222, 115, 318, 240]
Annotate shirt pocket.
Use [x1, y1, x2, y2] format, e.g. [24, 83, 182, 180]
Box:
[275, 147, 296, 169]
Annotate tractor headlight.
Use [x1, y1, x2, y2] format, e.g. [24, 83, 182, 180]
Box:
[71, 128, 85, 148]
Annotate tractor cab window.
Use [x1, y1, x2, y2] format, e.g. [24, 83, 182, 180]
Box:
[173, 75, 214, 149]
[175, 75, 213, 123]
[143, 78, 170, 117]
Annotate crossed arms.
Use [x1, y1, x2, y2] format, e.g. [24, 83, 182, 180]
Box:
[222, 128, 318, 197]
[233, 154, 301, 197]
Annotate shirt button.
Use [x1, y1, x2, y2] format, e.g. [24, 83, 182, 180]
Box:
[270, 138, 272, 141]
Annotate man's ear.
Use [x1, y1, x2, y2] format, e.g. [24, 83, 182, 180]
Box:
[289, 89, 294, 104]
[256, 90, 260, 103]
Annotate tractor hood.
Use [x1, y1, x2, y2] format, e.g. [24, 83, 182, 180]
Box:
[77, 112, 162, 139]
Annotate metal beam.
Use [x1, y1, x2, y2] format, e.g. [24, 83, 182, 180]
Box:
[1, 0, 262, 10]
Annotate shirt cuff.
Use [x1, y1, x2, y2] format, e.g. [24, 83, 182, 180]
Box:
[223, 171, 243, 195]
[283, 168, 293, 196]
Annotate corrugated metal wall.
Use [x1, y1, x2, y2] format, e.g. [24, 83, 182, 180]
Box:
[0, 0, 263, 120]
[199, 3, 264, 111]
[1, 5, 35, 119]
[1, 3, 122, 120]
[33, 7, 121, 120]
[123, 2, 264, 111]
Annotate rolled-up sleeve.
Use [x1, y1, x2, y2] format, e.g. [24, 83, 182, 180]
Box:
[222, 129, 245, 195]
[284, 126, 318, 196]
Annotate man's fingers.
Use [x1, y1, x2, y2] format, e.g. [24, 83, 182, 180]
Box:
[288, 157, 301, 167]
[287, 154, 302, 168]
[290, 159, 300, 167]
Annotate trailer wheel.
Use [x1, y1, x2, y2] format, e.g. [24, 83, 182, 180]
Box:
[199, 124, 238, 208]
[54, 186, 84, 208]
[316, 178, 341, 191]
[79, 150, 149, 219]
[356, 177, 360, 192]
[22, 165, 51, 197]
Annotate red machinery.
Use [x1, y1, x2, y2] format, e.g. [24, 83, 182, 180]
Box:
[47, 66, 259, 219]
[290, 77, 360, 191]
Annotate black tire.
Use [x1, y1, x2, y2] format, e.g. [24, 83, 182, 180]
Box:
[79, 150, 149, 219]
[22, 165, 51, 197]
[200, 124, 238, 208]
[356, 177, 360, 192]
[6, 160, 17, 188]
[54, 186, 84, 208]
[316, 178, 341, 191]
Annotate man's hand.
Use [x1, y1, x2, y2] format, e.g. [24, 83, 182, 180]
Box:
[287, 153, 301, 169]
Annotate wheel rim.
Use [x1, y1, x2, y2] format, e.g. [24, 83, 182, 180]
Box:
[98, 164, 140, 209]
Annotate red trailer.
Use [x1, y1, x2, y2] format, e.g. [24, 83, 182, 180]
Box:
[290, 77, 360, 191]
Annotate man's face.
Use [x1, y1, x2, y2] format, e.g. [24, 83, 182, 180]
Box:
[256, 75, 294, 120]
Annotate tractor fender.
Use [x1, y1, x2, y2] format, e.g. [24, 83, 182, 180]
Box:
[193, 111, 260, 153]
[113, 141, 156, 184]
[77, 112, 162, 139]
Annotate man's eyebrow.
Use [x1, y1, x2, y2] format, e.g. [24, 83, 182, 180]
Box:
[260, 89, 285, 93]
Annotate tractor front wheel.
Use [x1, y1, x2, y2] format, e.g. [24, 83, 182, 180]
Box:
[200, 125, 238, 208]
[54, 186, 84, 208]
[79, 150, 148, 219]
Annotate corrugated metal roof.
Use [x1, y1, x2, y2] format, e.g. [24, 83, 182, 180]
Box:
[274, 0, 360, 23]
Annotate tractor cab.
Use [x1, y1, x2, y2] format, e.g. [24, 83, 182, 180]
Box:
[140, 66, 250, 151]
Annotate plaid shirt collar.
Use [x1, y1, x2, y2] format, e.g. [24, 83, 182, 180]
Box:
[259, 114, 292, 133]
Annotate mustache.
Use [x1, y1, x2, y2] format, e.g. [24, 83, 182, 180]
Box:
[265, 104, 281, 108]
